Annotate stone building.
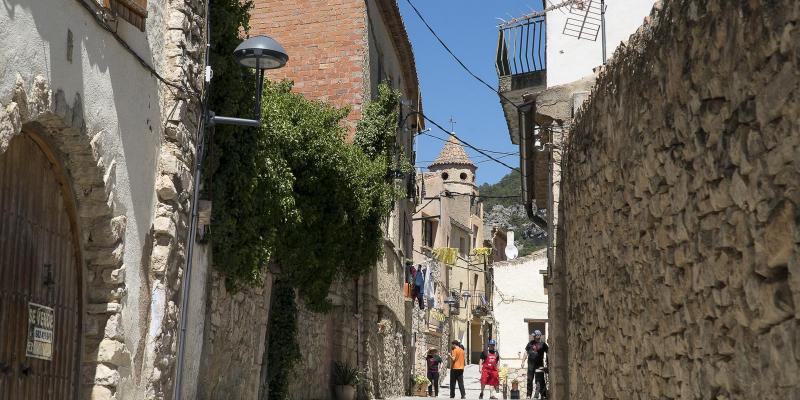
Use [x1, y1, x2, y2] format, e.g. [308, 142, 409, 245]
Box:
[495, 1, 657, 397]
[551, 0, 800, 398]
[411, 136, 493, 376]
[0, 0, 206, 399]
[197, 1, 423, 399]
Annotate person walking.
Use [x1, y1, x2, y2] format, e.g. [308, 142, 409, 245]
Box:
[449, 340, 466, 399]
[478, 339, 500, 399]
[426, 348, 443, 397]
[520, 330, 549, 399]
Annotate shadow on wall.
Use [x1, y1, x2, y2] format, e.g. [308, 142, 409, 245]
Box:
[2, 0, 167, 396]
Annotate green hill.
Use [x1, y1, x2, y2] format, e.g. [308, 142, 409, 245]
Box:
[479, 171, 546, 256]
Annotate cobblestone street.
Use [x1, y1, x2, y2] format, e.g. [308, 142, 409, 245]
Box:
[394, 365, 510, 400]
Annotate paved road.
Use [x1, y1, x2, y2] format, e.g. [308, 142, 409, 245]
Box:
[393, 365, 504, 400]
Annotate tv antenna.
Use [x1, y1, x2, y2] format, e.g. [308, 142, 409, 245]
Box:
[562, 0, 608, 64]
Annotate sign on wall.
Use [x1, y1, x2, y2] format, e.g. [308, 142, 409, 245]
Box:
[26, 303, 54, 361]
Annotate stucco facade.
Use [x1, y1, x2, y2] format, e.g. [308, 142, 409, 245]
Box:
[0, 0, 206, 399]
[492, 251, 548, 362]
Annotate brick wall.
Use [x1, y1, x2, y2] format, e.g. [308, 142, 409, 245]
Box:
[553, 1, 800, 399]
[251, 0, 368, 129]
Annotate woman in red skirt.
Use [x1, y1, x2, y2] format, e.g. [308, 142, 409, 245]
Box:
[479, 339, 500, 399]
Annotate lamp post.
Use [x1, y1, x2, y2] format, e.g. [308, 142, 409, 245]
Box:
[173, 34, 288, 400]
[462, 291, 472, 364]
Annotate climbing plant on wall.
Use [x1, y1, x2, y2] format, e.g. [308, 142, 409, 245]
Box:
[206, 8, 407, 311]
[265, 280, 300, 399]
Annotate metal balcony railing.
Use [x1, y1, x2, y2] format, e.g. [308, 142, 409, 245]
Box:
[496, 15, 546, 77]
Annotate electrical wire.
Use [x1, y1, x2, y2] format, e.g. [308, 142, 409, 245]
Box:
[404, 0, 521, 109]
[74, 0, 199, 101]
[421, 115, 521, 172]
[418, 132, 518, 157]
[476, 154, 516, 164]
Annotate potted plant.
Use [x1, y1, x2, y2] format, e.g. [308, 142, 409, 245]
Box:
[412, 374, 431, 396]
[332, 361, 358, 400]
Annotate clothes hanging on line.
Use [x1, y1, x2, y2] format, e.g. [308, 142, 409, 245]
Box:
[432, 247, 458, 265]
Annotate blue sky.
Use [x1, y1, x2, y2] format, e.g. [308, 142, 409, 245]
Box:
[398, 0, 543, 185]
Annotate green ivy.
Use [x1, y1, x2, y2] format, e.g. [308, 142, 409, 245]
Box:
[265, 280, 300, 399]
[207, 66, 406, 311]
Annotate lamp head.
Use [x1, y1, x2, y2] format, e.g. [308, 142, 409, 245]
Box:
[234, 35, 289, 70]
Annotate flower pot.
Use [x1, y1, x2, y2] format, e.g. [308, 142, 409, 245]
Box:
[413, 383, 428, 397]
[335, 385, 356, 400]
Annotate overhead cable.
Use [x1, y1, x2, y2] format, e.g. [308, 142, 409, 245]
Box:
[404, 0, 522, 109]
[421, 115, 521, 172]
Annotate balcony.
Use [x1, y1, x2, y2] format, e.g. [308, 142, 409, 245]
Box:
[496, 15, 546, 78]
[495, 15, 547, 147]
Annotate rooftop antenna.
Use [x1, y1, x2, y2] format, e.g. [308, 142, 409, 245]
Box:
[448, 116, 457, 133]
[561, 0, 608, 64]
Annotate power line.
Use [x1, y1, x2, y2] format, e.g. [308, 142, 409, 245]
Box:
[476, 154, 516, 164]
[421, 115, 521, 172]
[418, 132, 518, 157]
[404, 0, 521, 109]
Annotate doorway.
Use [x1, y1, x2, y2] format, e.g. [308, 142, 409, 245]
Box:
[0, 132, 83, 399]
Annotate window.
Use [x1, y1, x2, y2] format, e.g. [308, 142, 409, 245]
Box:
[423, 220, 435, 247]
[460, 172, 468, 180]
[459, 236, 467, 257]
[106, 0, 148, 31]
[526, 320, 548, 337]
[441, 172, 449, 180]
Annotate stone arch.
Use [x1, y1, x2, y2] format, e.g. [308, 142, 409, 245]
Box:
[0, 75, 130, 399]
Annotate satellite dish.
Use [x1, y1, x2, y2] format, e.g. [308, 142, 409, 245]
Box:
[505, 231, 519, 260]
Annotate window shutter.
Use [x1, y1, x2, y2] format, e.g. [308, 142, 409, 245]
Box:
[108, 0, 148, 31]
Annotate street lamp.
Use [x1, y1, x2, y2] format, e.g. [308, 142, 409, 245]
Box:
[462, 291, 472, 363]
[208, 35, 289, 127]
[174, 34, 288, 400]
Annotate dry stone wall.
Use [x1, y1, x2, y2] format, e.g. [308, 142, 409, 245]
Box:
[554, 1, 800, 399]
[198, 272, 271, 400]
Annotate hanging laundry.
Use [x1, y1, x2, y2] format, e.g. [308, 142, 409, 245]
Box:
[413, 265, 426, 309]
[432, 247, 458, 265]
[424, 262, 435, 306]
[415, 266, 426, 288]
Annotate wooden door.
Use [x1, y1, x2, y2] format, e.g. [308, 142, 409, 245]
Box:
[0, 133, 82, 399]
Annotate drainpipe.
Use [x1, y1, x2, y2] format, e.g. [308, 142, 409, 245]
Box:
[546, 130, 554, 287]
[601, 0, 607, 65]
[174, 1, 211, 397]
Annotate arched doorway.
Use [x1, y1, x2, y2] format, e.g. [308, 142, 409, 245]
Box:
[0, 131, 82, 399]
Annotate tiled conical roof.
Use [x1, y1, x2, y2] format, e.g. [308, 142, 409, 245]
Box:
[429, 135, 475, 169]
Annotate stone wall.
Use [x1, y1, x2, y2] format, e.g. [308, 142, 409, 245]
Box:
[287, 281, 360, 400]
[197, 272, 272, 400]
[553, 1, 800, 399]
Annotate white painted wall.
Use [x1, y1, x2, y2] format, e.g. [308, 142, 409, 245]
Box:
[546, 0, 656, 86]
[0, 1, 168, 396]
[492, 251, 548, 363]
